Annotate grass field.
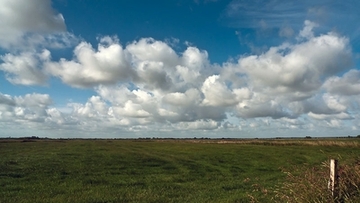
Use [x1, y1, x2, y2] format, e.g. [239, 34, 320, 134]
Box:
[1, 138, 359, 202]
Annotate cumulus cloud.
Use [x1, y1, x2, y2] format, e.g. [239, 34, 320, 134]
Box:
[0, 50, 50, 85]
[46, 37, 133, 88]
[163, 88, 202, 107]
[1, 19, 360, 137]
[0, 0, 67, 49]
[0, 93, 52, 123]
[30, 25, 347, 98]
[201, 75, 240, 106]
[323, 69, 360, 96]
[127, 38, 179, 67]
[46, 37, 211, 91]
[72, 96, 108, 119]
[238, 29, 351, 96]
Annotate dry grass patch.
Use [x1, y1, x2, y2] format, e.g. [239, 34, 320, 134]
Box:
[271, 159, 360, 203]
[174, 138, 360, 147]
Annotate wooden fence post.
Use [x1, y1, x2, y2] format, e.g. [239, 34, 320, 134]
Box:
[329, 159, 338, 199]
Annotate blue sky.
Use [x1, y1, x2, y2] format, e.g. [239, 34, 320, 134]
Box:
[1, 0, 360, 138]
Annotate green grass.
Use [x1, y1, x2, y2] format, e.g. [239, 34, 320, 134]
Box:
[0, 138, 359, 202]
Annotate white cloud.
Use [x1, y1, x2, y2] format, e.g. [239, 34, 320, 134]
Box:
[127, 38, 179, 67]
[236, 96, 292, 119]
[0, 93, 15, 106]
[322, 94, 347, 113]
[73, 96, 108, 118]
[0, 0, 66, 49]
[323, 69, 360, 96]
[0, 93, 52, 123]
[95, 84, 227, 126]
[45, 108, 66, 125]
[308, 112, 351, 120]
[181, 47, 209, 71]
[298, 20, 318, 40]
[175, 119, 220, 130]
[175, 65, 200, 86]
[0, 50, 50, 85]
[113, 101, 151, 118]
[15, 93, 52, 107]
[46, 37, 212, 91]
[46, 38, 133, 88]
[238, 28, 351, 96]
[163, 88, 202, 107]
[1, 20, 360, 138]
[134, 61, 174, 91]
[201, 75, 238, 106]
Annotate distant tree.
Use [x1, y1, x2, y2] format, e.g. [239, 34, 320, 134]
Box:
[25, 136, 40, 139]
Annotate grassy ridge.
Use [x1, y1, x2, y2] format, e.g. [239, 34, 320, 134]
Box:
[0, 139, 359, 202]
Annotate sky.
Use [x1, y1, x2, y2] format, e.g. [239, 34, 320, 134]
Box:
[1, 0, 360, 138]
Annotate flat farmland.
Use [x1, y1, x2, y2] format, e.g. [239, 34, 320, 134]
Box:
[0, 138, 359, 202]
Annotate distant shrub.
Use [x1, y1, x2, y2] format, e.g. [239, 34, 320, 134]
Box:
[21, 136, 41, 142]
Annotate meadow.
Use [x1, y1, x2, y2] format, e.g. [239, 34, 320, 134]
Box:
[0, 138, 359, 202]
